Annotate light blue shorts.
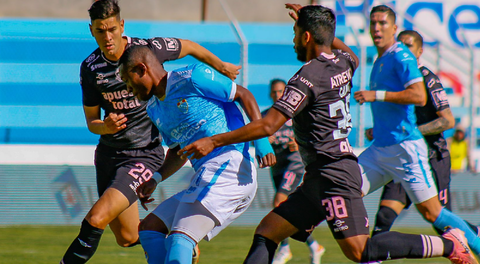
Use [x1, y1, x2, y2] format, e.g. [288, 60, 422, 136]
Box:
[153, 149, 257, 241]
[358, 138, 438, 204]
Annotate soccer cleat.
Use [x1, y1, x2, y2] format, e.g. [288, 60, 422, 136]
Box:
[310, 244, 326, 264]
[443, 228, 479, 264]
[272, 246, 292, 264]
[192, 244, 200, 264]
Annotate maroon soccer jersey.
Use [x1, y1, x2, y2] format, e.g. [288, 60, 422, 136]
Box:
[415, 65, 450, 158]
[80, 37, 181, 149]
[272, 50, 358, 166]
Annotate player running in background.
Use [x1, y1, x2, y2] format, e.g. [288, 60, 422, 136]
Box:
[118, 44, 274, 264]
[264, 79, 325, 264]
[368, 29, 480, 239]
[179, 4, 477, 264]
[353, 4, 480, 261]
[60, 0, 240, 263]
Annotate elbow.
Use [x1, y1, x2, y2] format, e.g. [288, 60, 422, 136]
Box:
[263, 125, 276, 137]
[414, 94, 427, 106]
[446, 117, 456, 130]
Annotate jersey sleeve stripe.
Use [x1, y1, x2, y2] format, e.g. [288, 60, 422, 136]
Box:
[228, 83, 237, 102]
[404, 77, 423, 88]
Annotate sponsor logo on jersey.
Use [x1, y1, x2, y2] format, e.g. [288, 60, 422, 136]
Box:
[177, 98, 189, 114]
[170, 120, 207, 142]
[432, 89, 449, 107]
[151, 39, 162, 50]
[277, 86, 307, 113]
[401, 52, 414, 62]
[422, 69, 430, 76]
[90, 62, 107, 71]
[136, 39, 148, 45]
[85, 54, 97, 63]
[97, 79, 109, 85]
[300, 77, 313, 88]
[330, 68, 353, 89]
[289, 74, 299, 82]
[164, 38, 179, 51]
[332, 58, 340, 64]
[333, 219, 349, 232]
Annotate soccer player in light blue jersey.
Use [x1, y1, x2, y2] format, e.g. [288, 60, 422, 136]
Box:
[354, 4, 480, 262]
[118, 44, 275, 264]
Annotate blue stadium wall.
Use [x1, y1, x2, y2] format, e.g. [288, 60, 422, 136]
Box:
[0, 19, 374, 147]
[0, 163, 479, 228]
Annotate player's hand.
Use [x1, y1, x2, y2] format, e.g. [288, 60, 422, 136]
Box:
[365, 128, 374, 141]
[254, 138, 276, 168]
[354, 91, 376, 105]
[223, 62, 242, 80]
[268, 135, 275, 144]
[287, 138, 299, 152]
[259, 153, 276, 168]
[137, 179, 158, 211]
[178, 137, 215, 160]
[103, 112, 127, 134]
[286, 3, 303, 21]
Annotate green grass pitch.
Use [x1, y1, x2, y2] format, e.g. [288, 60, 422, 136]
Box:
[0, 225, 449, 263]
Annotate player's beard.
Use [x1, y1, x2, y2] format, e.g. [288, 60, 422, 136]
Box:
[296, 45, 307, 62]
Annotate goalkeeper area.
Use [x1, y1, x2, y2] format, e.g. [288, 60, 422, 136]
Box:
[0, 225, 449, 264]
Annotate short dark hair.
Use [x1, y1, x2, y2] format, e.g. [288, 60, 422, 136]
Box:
[296, 5, 336, 46]
[88, 0, 121, 21]
[398, 30, 424, 47]
[119, 45, 156, 73]
[270, 78, 286, 88]
[370, 5, 396, 23]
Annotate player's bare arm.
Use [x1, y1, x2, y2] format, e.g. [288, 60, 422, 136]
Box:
[354, 81, 427, 106]
[418, 108, 455, 136]
[178, 39, 241, 80]
[179, 109, 287, 161]
[231, 85, 276, 167]
[83, 105, 127, 135]
[137, 145, 187, 210]
[332, 37, 359, 68]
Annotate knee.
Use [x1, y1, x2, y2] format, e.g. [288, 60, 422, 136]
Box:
[342, 247, 365, 263]
[85, 213, 109, 230]
[116, 235, 139, 247]
[138, 214, 168, 234]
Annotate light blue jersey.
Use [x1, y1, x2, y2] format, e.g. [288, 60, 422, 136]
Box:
[369, 42, 424, 147]
[146, 63, 250, 170]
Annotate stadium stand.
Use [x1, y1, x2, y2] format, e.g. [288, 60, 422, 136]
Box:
[0, 18, 376, 146]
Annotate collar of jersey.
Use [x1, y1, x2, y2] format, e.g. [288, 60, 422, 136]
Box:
[381, 41, 401, 57]
[159, 71, 172, 101]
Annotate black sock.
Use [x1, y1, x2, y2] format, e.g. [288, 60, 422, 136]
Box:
[61, 219, 104, 264]
[372, 206, 398, 237]
[361, 231, 448, 262]
[243, 234, 278, 264]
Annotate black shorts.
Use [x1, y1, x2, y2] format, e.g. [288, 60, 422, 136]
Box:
[380, 154, 451, 209]
[271, 160, 304, 196]
[273, 157, 369, 241]
[95, 141, 165, 205]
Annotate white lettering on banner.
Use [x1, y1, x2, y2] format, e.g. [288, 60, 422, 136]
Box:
[335, 1, 480, 48]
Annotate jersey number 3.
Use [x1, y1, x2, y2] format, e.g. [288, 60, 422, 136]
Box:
[329, 94, 352, 140]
